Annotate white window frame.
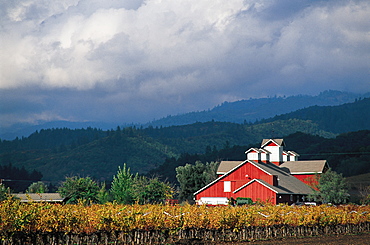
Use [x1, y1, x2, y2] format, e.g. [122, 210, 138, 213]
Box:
[224, 181, 231, 192]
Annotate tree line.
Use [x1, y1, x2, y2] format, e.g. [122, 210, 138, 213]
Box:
[1, 161, 355, 205]
[0, 163, 42, 192]
[0, 164, 174, 205]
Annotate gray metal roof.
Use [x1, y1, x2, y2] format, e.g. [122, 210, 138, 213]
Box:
[14, 193, 65, 202]
[280, 160, 328, 174]
[234, 179, 293, 194]
[261, 139, 285, 147]
[248, 160, 314, 194]
[217, 161, 245, 174]
[287, 150, 300, 156]
[244, 148, 261, 154]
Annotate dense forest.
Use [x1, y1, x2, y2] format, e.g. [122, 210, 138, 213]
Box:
[261, 97, 370, 134]
[0, 97, 369, 190]
[0, 164, 42, 192]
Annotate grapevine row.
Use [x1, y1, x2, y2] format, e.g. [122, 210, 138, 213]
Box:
[0, 199, 369, 234]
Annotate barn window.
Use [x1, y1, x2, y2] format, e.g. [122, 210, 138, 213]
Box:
[290, 195, 293, 201]
[224, 181, 231, 192]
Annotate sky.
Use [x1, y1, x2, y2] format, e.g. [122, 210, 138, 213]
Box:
[0, 0, 369, 128]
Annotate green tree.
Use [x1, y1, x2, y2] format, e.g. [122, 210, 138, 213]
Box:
[27, 181, 49, 193]
[110, 164, 135, 204]
[110, 164, 174, 204]
[58, 176, 100, 204]
[0, 184, 10, 201]
[133, 176, 174, 204]
[97, 182, 111, 204]
[309, 169, 349, 204]
[203, 161, 219, 183]
[176, 161, 219, 202]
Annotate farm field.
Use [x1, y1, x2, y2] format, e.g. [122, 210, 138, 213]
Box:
[182, 232, 370, 244]
[0, 200, 369, 244]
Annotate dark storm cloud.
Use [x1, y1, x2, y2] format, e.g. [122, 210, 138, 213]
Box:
[0, 0, 369, 127]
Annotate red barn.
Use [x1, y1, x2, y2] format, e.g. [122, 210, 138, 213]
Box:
[194, 138, 328, 205]
[280, 160, 329, 189]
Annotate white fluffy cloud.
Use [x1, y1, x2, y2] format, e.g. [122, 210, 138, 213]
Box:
[0, 0, 369, 126]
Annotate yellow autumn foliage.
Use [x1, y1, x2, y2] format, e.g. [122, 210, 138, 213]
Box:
[0, 199, 369, 234]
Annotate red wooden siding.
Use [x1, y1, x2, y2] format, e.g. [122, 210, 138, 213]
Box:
[293, 174, 319, 190]
[243, 162, 273, 185]
[234, 181, 277, 205]
[195, 180, 233, 199]
[195, 161, 275, 201]
[266, 142, 278, 146]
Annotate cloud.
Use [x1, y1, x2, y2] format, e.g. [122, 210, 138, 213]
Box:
[0, 0, 369, 127]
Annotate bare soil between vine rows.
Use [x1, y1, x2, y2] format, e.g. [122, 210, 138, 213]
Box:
[175, 232, 370, 245]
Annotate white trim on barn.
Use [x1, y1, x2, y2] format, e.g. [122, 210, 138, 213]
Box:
[194, 160, 248, 195]
[197, 197, 229, 205]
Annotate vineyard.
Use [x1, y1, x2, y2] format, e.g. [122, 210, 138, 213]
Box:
[0, 199, 369, 244]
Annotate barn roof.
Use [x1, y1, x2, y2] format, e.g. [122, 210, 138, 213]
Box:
[287, 150, 300, 156]
[217, 161, 243, 175]
[261, 139, 285, 147]
[280, 160, 328, 174]
[13, 193, 65, 202]
[244, 148, 261, 154]
[249, 161, 314, 194]
[233, 179, 291, 194]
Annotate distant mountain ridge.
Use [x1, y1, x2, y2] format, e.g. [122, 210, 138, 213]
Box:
[0, 90, 368, 140]
[0, 121, 121, 141]
[145, 90, 369, 127]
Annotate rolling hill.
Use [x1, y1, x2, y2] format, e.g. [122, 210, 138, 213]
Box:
[145, 90, 368, 127]
[1, 90, 367, 140]
[0, 95, 369, 187]
[261, 97, 370, 134]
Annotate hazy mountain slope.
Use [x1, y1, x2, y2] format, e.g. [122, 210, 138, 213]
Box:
[261, 97, 370, 133]
[142, 119, 335, 154]
[0, 121, 119, 141]
[146, 90, 367, 127]
[1, 131, 177, 183]
[0, 127, 107, 154]
[1, 90, 367, 140]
